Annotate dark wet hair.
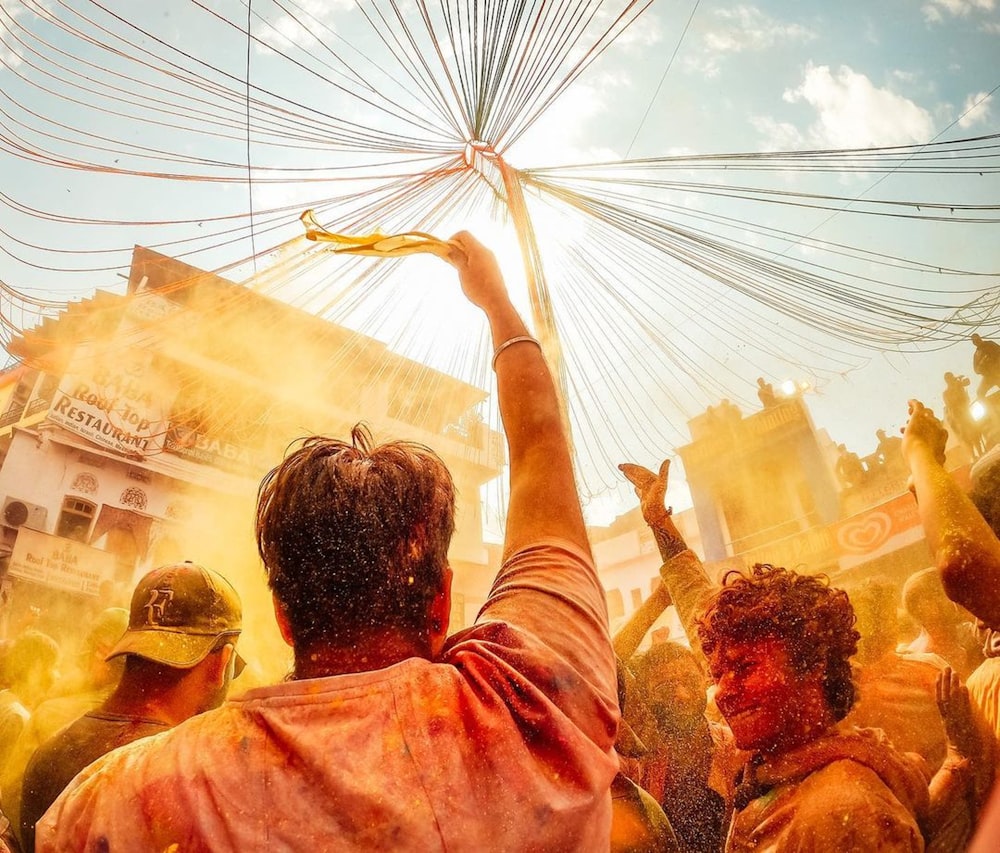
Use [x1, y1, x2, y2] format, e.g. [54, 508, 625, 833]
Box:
[697, 564, 859, 721]
[256, 424, 456, 648]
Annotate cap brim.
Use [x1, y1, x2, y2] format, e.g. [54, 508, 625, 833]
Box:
[107, 629, 239, 670]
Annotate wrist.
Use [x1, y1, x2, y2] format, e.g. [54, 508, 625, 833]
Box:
[905, 442, 944, 471]
[653, 526, 688, 562]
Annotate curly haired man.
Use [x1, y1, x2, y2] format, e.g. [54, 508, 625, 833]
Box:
[699, 564, 930, 851]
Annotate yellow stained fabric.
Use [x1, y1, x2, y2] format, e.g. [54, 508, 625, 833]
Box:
[300, 210, 453, 259]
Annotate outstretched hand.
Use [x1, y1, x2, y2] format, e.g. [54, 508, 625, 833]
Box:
[902, 399, 948, 467]
[936, 667, 977, 757]
[619, 460, 673, 528]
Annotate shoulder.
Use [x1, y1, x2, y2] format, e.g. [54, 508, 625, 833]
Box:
[781, 759, 924, 851]
[496, 537, 596, 578]
[483, 537, 603, 623]
[38, 708, 235, 846]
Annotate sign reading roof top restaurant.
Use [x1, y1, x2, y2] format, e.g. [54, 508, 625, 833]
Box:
[8, 527, 116, 595]
[48, 340, 179, 457]
[47, 290, 181, 456]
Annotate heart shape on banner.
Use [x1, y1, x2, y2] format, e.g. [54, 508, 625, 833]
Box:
[837, 512, 893, 555]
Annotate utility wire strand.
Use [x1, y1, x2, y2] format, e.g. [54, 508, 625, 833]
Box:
[625, 0, 700, 159]
[245, 0, 258, 274]
[3, 1, 998, 498]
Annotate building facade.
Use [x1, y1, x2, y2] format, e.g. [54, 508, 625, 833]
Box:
[0, 248, 503, 674]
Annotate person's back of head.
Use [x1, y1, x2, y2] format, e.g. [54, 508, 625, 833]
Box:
[903, 567, 959, 634]
[970, 459, 1000, 539]
[256, 424, 456, 661]
[3, 630, 59, 709]
[632, 642, 707, 738]
[69, 608, 130, 694]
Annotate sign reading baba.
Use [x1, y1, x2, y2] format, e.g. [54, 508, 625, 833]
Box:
[8, 527, 117, 595]
[47, 344, 178, 456]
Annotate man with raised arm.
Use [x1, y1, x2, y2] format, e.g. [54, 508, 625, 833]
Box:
[902, 399, 1000, 630]
[38, 233, 618, 851]
[901, 399, 1000, 852]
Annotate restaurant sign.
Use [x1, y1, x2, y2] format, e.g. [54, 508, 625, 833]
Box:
[7, 528, 116, 596]
[47, 343, 178, 456]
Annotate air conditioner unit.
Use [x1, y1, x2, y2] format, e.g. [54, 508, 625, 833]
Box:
[2, 497, 48, 531]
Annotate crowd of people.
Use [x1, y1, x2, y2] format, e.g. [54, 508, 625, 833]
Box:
[0, 233, 997, 850]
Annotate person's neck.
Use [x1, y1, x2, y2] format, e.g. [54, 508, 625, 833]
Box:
[760, 718, 836, 760]
[292, 632, 431, 680]
[101, 677, 191, 727]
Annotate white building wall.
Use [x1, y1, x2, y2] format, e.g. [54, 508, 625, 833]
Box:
[592, 507, 704, 651]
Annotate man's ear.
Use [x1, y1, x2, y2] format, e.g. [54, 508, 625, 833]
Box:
[204, 643, 234, 686]
[272, 593, 295, 647]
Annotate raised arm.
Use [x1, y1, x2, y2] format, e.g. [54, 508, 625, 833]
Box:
[612, 584, 673, 661]
[446, 232, 588, 559]
[619, 460, 715, 664]
[902, 399, 1000, 629]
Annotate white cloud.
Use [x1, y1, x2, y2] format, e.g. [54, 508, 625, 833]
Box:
[775, 64, 934, 148]
[0, 2, 51, 70]
[922, 0, 995, 24]
[600, 7, 662, 49]
[750, 116, 806, 151]
[682, 5, 815, 76]
[704, 5, 816, 52]
[509, 73, 623, 167]
[958, 91, 993, 127]
[252, 0, 353, 53]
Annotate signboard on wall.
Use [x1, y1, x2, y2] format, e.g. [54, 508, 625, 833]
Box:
[47, 342, 179, 457]
[7, 527, 117, 596]
[834, 493, 923, 572]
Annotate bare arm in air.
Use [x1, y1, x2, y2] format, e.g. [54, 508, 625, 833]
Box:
[619, 460, 715, 664]
[612, 584, 673, 662]
[902, 399, 1000, 629]
[445, 233, 588, 560]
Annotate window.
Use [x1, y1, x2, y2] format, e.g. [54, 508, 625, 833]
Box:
[56, 497, 96, 542]
[27, 373, 60, 417]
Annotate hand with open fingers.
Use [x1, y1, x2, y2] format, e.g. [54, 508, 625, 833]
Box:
[443, 231, 508, 312]
[936, 667, 977, 757]
[619, 460, 689, 560]
[619, 460, 673, 528]
[902, 399, 948, 466]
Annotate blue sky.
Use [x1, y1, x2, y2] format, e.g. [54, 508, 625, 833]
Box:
[1, 0, 997, 520]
